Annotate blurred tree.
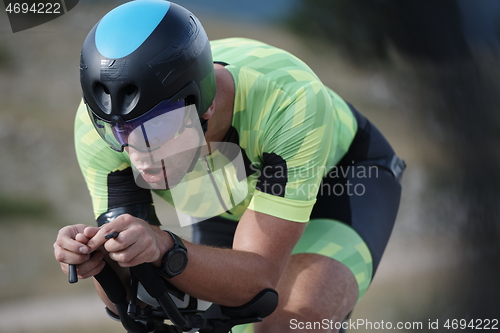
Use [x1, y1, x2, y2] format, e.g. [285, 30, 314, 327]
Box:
[287, 0, 473, 64]
[288, 0, 500, 326]
[0, 193, 52, 221]
[0, 45, 10, 69]
[287, 0, 389, 62]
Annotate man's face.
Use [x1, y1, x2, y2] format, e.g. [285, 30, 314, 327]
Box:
[126, 110, 204, 190]
[125, 106, 250, 222]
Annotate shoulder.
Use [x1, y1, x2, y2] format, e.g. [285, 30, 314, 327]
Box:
[211, 38, 316, 79]
[74, 100, 103, 153]
[210, 38, 270, 55]
[212, 38, 327, 102]
[74, 99, 130, 172]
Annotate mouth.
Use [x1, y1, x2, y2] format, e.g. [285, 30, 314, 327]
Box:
[139, 165, 166, 184]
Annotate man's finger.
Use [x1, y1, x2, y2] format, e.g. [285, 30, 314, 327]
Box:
[57, 236, 90, 255]
[79, 260, 106, 279]
[54, 244, 91, 264]
[56, 228, 91, 254]
[75, 233, 89, 244]
[86, 215, 134, 251]
[86, 226, 115, 252]
[109, 249, 142, 268]
[76, 252, 106, 279]
[84, 226, 100, 239]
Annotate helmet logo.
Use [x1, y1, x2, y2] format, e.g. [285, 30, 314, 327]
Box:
[100, 59, 130, 81]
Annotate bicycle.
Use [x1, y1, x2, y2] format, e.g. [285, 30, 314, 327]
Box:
[70, 260, 278, 333]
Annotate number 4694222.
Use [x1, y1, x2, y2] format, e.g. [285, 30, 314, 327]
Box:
[5, 2, 61, 14]
[444, 319, 499, 330]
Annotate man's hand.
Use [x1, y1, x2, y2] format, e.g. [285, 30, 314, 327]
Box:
[86, 214, 171, 268]
[53, 224, 106, 279]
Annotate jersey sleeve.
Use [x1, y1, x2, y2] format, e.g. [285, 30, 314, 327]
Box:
[247, 78, 335, 222]
[212, 38, 360, 223]
[74, 100, 157, 222]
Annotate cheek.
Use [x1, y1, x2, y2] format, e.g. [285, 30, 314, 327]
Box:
[125, 148, 139, 161]
[124, 147, 134, 160]
[167, 129, 203, 154]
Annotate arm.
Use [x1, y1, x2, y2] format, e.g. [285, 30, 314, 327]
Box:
[86, 208, 306, 307]
[174, 208, 307, 305]
[54, 100, 158, 302]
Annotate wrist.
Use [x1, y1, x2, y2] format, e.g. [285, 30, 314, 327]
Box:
[157, 230, 188, 278]
[152, 228, 174, 268]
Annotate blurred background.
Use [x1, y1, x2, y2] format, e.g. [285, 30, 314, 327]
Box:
[0, 0, 499, 332]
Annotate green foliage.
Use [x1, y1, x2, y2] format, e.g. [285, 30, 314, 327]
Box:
[286, 0, 474, 65]
[0, 193, 52, 221]
[286, 0, 391, 63]
[0, 45, 11, 69]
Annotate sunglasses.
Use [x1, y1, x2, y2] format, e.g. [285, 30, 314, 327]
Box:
[87, 99, 192, 152]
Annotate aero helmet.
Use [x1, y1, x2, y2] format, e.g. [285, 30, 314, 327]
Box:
[80, 0, 215, 151]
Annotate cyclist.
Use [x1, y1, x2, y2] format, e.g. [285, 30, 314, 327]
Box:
[53, 1, 405, 332]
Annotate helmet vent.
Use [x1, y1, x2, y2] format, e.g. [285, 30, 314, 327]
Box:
[93, 82, 112, 114]
[120, 84, 139, 114]
[124, 84, 137, 96]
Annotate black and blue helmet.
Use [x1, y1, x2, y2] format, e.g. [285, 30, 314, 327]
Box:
[80, 0, 215, 131]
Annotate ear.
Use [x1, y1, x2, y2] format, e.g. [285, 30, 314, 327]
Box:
[201, 99, 216, 120]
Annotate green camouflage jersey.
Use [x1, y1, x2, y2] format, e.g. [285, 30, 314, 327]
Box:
[75, 38, 357, 224]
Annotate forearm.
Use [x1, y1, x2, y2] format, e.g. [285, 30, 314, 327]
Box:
[169, 241, 277, 307]
[85, 211, 304, 308]
[159, 210, 303, 307]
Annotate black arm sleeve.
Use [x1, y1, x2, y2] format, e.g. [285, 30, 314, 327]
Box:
[96, 167, 161, 226]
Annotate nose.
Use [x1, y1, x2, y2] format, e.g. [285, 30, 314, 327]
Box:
[125, 147, 159, 167]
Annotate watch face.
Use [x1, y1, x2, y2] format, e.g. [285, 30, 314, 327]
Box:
[168, 250, 187, 274]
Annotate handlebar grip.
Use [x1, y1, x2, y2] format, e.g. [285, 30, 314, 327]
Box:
[68, 264, 78, 284]
[220, 288, 278, 319]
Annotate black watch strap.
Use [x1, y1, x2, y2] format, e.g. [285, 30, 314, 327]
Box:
[158, 230, 188, 278]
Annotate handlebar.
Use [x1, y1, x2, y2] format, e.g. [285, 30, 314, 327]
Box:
[91, 261, 278, 333]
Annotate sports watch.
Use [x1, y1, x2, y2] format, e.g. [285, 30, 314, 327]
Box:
[158, 230, 188, 278]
